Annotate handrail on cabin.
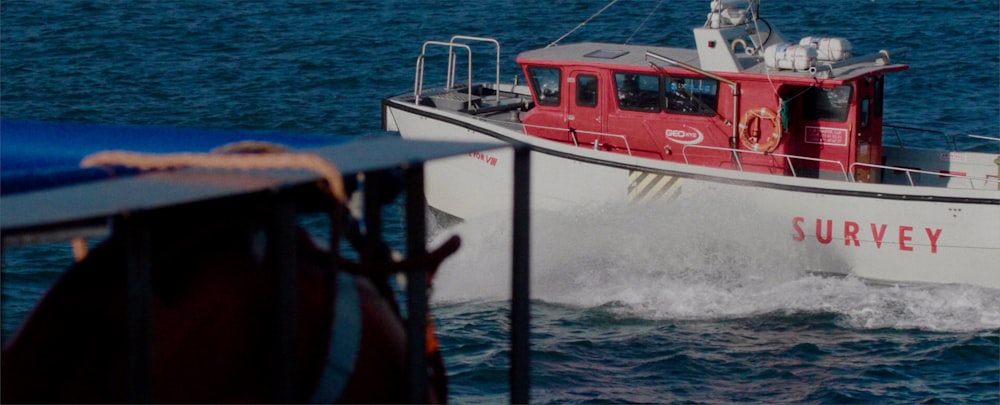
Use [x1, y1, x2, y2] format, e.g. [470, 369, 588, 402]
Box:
[643, 51, 736, 86]
[645, 50, 743, 165]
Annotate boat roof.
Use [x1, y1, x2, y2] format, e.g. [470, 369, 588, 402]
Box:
[517, 42, 908, 84]
[519, 43, 701, 69]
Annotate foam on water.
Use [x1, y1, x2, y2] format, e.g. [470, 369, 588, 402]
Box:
[430, 192, 1000, 333]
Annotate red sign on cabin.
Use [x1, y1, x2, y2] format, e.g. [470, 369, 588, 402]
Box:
[804, 126, 848, 146]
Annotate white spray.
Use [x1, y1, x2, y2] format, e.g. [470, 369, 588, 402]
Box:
[428, 191, 1000, 332]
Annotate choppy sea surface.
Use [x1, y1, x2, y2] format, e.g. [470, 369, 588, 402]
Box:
[2, 0, 999, 403]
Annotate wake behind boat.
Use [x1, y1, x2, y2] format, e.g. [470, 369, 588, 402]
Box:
[382, 0, 1000, 289]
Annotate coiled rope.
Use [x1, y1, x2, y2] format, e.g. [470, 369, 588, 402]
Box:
[80, 141, 347, 203]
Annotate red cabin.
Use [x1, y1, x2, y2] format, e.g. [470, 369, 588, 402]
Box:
[518, 27, 907, 182]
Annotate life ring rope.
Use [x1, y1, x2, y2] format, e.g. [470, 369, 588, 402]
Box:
[739, 106, 783, 153]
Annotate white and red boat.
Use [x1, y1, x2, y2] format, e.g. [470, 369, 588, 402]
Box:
[382, 0, 1000, 289]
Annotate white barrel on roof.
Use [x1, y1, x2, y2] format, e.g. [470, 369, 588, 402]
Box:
[763, 43, 817, 71]
[799, 36, 852, 61]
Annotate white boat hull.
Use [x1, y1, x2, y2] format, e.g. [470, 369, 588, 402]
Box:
[385, 101, 1000, 289]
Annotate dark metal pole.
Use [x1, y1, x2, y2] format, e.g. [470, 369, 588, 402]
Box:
[362, 173, 383, 263]
[404, 164, 429, 403]
[510, 145, 531, 404]
[268, 197, 298, 403]
[120, 214, 152, 404]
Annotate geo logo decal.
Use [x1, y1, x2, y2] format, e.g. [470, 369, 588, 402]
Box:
[664, 125, 704, 144]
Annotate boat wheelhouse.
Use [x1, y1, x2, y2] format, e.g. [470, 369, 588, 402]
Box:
[382, 0, 1000, 288]
[517, 38, 906, 182]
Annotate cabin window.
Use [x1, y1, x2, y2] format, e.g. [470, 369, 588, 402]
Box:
[665, 77, 719, 115]
[803, 85, 852, 122]
[614, 72, 660, 112]
[576, 74, 598, 107]
[860, 98, 871, 129]
[528, 66, 561, 106]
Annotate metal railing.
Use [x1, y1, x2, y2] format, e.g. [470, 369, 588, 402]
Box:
[884, 123, 958, 150]
[884, 124, 999, 151]
[680, 144, 850, 180]
[473, 114, 1000, 191]
[415, 41, 473, 109]
[414, 36, 502, 109]
[680, 144, 998, 189]
[475, 115, 635, 156]
[850, 162, 1000, 189]
[472, 111, 997, 191]
[571, 128, 633, 155]
[448, 36, 501, 105]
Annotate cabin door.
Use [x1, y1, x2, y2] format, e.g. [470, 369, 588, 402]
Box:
[853, 76, 883, 183]
[566, 70, 606, 141]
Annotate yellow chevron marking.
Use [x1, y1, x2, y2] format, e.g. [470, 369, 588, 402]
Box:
[628, 171, 682, 203]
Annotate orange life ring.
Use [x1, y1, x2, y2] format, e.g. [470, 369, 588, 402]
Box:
[739, 107, 783, 153]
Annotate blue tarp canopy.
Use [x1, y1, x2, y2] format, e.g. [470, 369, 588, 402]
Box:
[0, 121, 505, 240]
[1, 121, 347, 195]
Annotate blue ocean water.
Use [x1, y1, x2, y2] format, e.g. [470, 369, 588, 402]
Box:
[2, 0, 999, 403]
